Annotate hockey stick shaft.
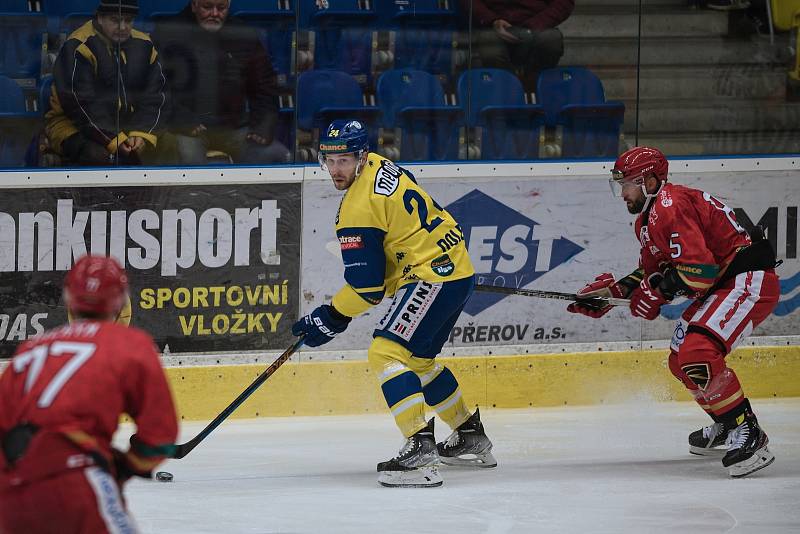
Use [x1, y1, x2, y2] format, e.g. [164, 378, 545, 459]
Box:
[170, 337, 305, 459]
[474, 284, 630, 307]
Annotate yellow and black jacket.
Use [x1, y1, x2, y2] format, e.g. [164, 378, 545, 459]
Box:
[46, 20, 166, 154]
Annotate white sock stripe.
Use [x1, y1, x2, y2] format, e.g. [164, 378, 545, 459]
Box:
[417, 364, 443, 387]
[84, 467, 139, 534]
[379, 362, 409, 383]
[433, 390, 463, 414]
[390, 395, 424, 417]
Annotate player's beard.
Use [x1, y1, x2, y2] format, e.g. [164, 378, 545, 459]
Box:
[627, 197, 645, 214]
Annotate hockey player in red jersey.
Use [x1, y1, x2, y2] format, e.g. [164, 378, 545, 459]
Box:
[568, 147, 779, 478]
[0, 255, 178, 533]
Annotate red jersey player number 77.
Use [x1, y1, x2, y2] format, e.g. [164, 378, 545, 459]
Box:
[0, 255, 178, 534]
[568, 147, 780, 478]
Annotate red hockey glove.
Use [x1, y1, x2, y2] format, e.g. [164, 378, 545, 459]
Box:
[567, 273, 626, 318]
[629, 273, 669, 320]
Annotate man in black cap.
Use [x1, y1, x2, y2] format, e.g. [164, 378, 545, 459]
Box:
[45, 0, 175, 166]
[153, 0, 290, 165]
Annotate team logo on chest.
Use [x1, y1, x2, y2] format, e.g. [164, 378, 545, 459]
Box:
[648, 206, 658, 227]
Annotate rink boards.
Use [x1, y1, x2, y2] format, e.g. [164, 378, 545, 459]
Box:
[165, 344, 800, 421]
[0, 158, 799, 420]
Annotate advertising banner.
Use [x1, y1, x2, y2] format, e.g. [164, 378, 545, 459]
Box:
[0, 183, 301, 358]
[302, 170, 799, 351]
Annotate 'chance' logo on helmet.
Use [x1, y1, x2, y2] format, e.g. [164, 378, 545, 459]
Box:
[319, 143, 349, 151]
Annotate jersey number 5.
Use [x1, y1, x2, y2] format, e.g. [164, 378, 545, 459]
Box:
[12, 342, 96, 408]
[404, 190, 443, 233]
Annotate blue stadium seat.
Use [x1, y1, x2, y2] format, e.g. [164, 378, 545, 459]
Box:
[313, 28, 373, 83]
[43, 0, 95, 35]
[298, 0, 377, 85]
[377, 1, 458, 79]
[232, 1, 296, 88]
[298, 0, 375, 29]
[38, 73, 53, 114]
[0, 1, 37, 12]
[139, 0, 187, 20]
[233, 0, 293, 14]
[376, 68, 463, 161]
[0, 75, 26, 113]
[377, 0, 457, 27]
[0, 12, 46, 81]
[536, 67, 625, 158]
[458, 69, 545, 160]
[393, 29, 454, 78]
[296, 69, 380, 140]
[276, 106, 295, 157]
[0, 74, 38, 167]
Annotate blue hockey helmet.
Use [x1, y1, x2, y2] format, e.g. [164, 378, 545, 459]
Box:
[318, 119, 369, 161]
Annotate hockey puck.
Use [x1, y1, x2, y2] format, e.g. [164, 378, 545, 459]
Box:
[155, 471, 174, 482]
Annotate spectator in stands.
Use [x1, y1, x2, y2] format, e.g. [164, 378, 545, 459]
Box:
[463, 0, 575, 90]
[153, 0, 290, 165]
[46, 0, 175, 166]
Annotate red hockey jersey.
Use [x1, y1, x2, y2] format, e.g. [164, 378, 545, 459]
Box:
[0, 321, 178, 488]
[634, 183, 751, 297]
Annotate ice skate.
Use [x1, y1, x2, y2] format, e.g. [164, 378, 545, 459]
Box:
[377, 419, 442, 488]
[722, 412, 775, 478]
[437, 407, 497, 468]
[688, 421, 728, 457]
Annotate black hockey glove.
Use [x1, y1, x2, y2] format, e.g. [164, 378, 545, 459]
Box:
[292, 305, 351, 347]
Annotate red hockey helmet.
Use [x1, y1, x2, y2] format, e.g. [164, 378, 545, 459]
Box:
[611, 146, 668, 184]
[64, 255, 129, 317]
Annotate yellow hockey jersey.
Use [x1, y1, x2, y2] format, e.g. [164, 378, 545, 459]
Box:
[331, 153, 474, 317]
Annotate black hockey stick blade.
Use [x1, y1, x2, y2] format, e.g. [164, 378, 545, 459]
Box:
[474, 284, 629, 307]
[170, 337, 305, 459]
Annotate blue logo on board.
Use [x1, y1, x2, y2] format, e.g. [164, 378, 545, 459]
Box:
[445, 190, 584, 316]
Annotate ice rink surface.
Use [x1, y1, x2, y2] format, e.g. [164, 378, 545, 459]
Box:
[124, 399, 800, 534]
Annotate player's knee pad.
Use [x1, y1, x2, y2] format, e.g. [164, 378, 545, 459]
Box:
[674, 330, 727, 392]
[367, 336, 413, 376]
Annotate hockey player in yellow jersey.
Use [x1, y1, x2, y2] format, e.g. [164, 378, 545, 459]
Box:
[292, 120, 496, 487]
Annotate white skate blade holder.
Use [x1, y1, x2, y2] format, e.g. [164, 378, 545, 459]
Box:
[440, 450, 498, 468]
[728, 444, 775, 478]
[689, 445, 727, 457]
[378, 466, 443, 488]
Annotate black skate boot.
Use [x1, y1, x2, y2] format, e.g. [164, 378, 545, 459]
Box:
[722, 408, 774, 478]
[688, 421, 729, 457]
[437, 407, 497, 468]
[377, 418, 442, 488]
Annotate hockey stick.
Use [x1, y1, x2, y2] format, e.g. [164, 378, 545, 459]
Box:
[170, 336, 305, 459]
[474, 284, 630, 307]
